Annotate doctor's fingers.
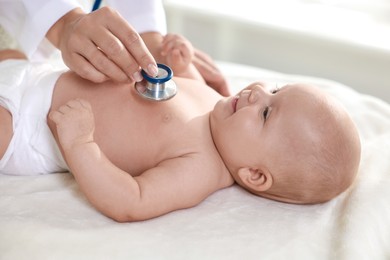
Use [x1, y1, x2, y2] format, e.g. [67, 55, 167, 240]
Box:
[65, 28, 141, 83]
[63, 7, 157, 82]
[192, 50, 231, 96]
[89, 7, 158, 78]
[74, 36, 135, 83]
[193, 49, 219, 71]
[65, 53, 108, 83]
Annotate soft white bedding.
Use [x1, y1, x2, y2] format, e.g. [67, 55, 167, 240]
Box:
[1, 61, 389, 260]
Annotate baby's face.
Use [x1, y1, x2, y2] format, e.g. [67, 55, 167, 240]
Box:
[210, 82, 330, 180]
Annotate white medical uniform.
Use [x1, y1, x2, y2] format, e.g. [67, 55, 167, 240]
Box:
[0, 0, 166, 60]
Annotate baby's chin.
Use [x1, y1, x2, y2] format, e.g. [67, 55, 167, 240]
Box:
[210, 97, 230, 121]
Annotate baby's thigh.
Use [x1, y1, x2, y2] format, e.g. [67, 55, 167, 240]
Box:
[0, 105, 13, 159]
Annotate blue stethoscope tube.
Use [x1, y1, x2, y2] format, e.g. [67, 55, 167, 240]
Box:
[92, 0, 102, 11]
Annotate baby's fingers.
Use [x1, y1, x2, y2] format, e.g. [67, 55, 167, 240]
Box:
[48, 110, 63, 124]
[161, 39, 176, 56]
[49, 99, 92, 123]
[167, 49, 184, 65]
[161, 34, 193, 57]
[57, 104, 72, 114]
[66, 98, 92, 110]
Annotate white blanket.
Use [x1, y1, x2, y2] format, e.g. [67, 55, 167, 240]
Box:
[1, 61, 389, 260]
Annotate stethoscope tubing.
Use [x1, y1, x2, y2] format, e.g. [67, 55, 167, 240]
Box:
[92, 0, 102, 12]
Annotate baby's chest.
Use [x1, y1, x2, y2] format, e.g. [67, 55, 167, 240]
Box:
[94, 114, 209, 176]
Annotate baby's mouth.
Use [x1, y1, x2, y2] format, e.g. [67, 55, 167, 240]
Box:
[232, 96, 239, 113]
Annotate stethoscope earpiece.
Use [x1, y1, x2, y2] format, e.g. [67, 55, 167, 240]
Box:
[135, 63, 177, 101]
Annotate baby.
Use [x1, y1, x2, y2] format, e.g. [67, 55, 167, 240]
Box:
[0, 35, 361, 222]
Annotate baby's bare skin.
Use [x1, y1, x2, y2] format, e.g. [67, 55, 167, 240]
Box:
[47, 71, 234, 221]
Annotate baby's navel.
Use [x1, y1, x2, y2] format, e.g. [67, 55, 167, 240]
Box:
[162, 113, 172, 123]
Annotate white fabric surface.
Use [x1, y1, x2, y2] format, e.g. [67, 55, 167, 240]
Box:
[0, 61, 389, 259]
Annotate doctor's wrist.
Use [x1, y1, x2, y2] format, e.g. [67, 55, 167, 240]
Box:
[46, 8, 85, 49]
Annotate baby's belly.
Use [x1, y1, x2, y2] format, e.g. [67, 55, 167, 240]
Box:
[94, 119, 190, 176]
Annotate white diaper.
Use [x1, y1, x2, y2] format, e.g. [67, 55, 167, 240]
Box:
[0, 59, 68, 175]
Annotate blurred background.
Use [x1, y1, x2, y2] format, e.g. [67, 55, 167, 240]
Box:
[163, 0, 390, 102]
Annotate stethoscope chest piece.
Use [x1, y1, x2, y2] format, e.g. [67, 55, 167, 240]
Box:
[135, 63, 177, 101]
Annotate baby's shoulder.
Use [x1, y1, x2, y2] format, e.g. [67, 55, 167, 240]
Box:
[166, 142, 234, 189]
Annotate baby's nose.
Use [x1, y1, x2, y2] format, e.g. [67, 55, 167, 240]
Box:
[248, 85, 269, 104]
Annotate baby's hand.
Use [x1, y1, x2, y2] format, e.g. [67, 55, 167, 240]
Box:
[49, 99, 95, 151]
[160, 33, 194, 74]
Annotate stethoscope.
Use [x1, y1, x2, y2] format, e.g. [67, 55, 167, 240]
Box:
[92, 0, 102, 11]
[92, 0, 177, 101]
[135, 63, 177, 101]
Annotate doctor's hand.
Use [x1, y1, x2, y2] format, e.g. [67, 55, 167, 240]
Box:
[46, 7, 158, 83]
[192, 49, 231, 97]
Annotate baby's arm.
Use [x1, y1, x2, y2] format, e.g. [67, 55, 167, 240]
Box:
[160, 33, 205, 82]
[49, 99, 223, 222]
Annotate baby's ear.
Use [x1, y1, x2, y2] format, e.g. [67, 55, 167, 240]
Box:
[237, 167, 273, 192]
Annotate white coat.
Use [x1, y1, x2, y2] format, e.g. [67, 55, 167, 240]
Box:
[0, 0, 166, 60]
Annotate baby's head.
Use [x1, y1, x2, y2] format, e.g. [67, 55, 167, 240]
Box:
[210, 82, 361, 204]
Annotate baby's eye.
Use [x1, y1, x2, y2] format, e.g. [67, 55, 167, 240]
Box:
[263, 106, 270, 120]
[270, 87, 280, 94]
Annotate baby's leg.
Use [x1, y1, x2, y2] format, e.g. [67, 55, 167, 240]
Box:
[0, 106, 12, 159]
[0, 49, 27, 61]
[0, 49, 21, 159]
